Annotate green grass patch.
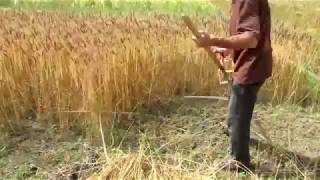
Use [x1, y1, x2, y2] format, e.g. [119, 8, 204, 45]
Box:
[1, 0, 219, 16]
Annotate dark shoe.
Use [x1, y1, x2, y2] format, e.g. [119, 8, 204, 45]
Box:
[219, 159, 255, 173]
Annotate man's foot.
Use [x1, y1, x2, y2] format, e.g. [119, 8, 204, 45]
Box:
[219, 159, 255, 173]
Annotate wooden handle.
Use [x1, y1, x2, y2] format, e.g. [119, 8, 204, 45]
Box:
[182, 15, 202, 38]
[182, 15, 227, 75]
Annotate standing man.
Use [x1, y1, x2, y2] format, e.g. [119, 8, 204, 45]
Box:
[192, 0, 272, 171]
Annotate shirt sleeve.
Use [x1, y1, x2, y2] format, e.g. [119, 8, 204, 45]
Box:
[237, 0, 260, 39]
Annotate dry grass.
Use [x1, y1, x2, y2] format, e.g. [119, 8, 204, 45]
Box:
[1, 98, 318, 179]
[0, 10, 319, 136]
[85, 101, 319, 180]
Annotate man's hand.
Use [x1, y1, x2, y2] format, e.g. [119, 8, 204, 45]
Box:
[191, 30, 258, 50]
[192, 31, 212, 47]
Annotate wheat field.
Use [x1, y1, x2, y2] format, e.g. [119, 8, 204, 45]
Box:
[1, 0, 320, 179]
[0, 9, 319, 134]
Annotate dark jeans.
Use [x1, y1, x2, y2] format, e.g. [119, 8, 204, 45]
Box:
[227, 80, 264, 166]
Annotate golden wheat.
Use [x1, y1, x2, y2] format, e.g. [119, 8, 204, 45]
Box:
[0, 11, 318, 136]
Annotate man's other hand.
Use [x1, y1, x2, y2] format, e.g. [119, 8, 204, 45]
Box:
[211, 47, 232, 58]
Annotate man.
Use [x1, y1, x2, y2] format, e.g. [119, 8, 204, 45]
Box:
[192, 0, 272, 171]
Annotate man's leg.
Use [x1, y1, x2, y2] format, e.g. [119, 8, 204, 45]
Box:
[227, 80, 264, 167]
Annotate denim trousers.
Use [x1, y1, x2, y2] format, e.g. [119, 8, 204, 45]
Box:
[227, 80, 264, 165]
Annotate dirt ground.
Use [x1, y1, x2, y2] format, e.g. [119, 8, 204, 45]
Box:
[0, 98, 319, 179]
